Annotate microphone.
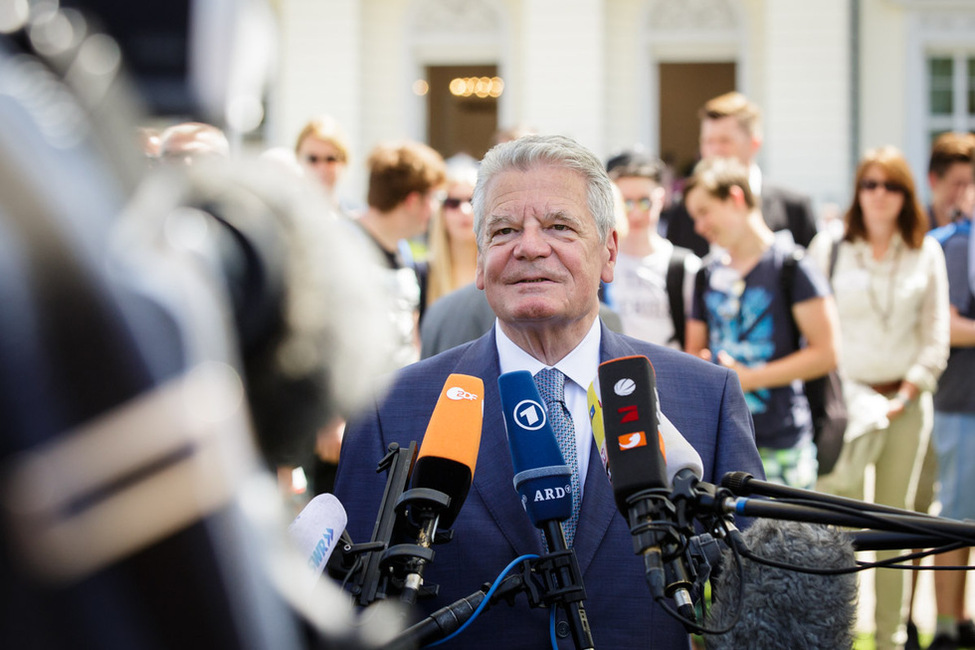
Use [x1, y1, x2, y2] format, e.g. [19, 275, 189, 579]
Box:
[399, 373, 484, 605]
[411, 375, 484, 528]
[588, 375, 704, 487]
[596, 355, 696, 622]
[498, 371, 574, 527]
[288, 493, 348, 591]
[498, 370, 595, 650]
[707, 519, 858, 650]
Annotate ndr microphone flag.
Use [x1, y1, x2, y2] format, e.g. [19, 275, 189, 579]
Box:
[596, 356, 668, 512]
[411, 373, 484, 528]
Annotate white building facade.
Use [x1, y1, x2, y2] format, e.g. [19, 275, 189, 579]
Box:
[267, 0, 975, 213]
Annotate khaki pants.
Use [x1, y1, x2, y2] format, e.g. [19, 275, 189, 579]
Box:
[817, 393, 932, 650]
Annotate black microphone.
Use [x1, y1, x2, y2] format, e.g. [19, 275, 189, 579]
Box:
[498, 370, 595, 650]
[597, 355, 696, 622]
[707, 519, 858, 650]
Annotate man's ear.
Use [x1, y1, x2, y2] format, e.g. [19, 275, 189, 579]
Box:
[729, 184, 747, 208]
[600, 229, 619, 284]
[749, 133, 763, 160]
[475, 258, 485, 290]
[403, 190, 422, 210]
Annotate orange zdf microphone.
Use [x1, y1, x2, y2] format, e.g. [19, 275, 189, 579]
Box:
[400, 374, 484, 605]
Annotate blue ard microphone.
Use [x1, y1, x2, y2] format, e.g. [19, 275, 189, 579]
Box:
[498, 370, 574, 528]
[498, 370, 595, 650]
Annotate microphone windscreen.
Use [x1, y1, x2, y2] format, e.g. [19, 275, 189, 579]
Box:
[411, 374, 484, 528]
[498, 370, 573, 526]
[708, 519, 857, 650]
[597, 356, 667, 512]
[658, 412, 704, 482]
[288, 493, 348, 584]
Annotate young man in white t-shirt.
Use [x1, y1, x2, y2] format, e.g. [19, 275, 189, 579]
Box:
[607, 151, 700, 348]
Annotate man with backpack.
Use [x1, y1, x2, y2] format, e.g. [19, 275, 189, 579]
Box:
[684, 156, 840, 489]
[606, 150, 700, 349]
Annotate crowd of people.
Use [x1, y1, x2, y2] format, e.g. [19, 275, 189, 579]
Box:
[138, 92, 975, 650]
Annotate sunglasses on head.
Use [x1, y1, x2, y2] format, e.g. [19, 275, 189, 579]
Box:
[858, 179, 902, 193]
[304, 154, 341, 164]
[442, 197, 471, 209]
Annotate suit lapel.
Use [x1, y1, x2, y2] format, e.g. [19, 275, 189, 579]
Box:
[454, 330, 545, 554]
[570, 326, 641, 573]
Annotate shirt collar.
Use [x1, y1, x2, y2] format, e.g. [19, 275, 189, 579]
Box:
[749, 163, 762, 196]
[495, 317, 603, 391]
[849, 233, 906, 259]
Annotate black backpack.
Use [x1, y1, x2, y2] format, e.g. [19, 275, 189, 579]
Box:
[665, 247, 691, 349]
[780, 243, 847, 476]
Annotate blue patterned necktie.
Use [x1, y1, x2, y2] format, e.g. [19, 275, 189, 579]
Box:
[534, 367, 580, 547]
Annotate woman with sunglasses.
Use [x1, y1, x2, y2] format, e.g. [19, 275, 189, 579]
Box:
[420, 158, 479, 312]
[810, 145, 950, 650]
[294, 115, 359, 216]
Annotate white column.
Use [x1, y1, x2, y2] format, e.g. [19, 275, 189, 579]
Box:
[518, 0, 606, 156]
[763, 0, 851, 211]
[268, 0, 362, 161]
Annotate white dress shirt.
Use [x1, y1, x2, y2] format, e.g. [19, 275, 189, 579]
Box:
[495, 316, 602, 490]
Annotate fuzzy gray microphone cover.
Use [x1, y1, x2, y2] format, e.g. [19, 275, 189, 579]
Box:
[707, 519, 858, 650]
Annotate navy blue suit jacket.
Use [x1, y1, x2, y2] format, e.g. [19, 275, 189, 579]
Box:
[333, 324, 763, 649]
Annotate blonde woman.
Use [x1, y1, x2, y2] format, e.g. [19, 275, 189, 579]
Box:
[294, 115, 358, 215]
[422, 159, 479, 310]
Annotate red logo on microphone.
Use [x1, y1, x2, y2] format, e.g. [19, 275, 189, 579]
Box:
[618, 405, 639, 423]
[618, 431, 647, 450]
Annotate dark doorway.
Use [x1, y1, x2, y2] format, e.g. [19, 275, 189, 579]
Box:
[658, 62, 736, 177]
[426, 64, 500, 161]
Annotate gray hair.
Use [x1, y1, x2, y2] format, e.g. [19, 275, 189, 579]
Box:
[472, 134, 616, 249]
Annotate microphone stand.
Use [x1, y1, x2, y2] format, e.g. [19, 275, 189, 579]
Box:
[539, 521, 595, 650]
[624, 487, 697, 625]
[680, 471, 975, 551]
[722, 472, 946, 520]
[384, 545, 596, 650]
[334, 443, 454, 607]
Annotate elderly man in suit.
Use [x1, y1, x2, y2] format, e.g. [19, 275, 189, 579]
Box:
[664, 92, 818, 258]
[333, 134, 763, 649]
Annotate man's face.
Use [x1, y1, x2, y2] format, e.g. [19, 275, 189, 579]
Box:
[402, 187, 443, 239]
[614, 176, 665, 232]
[475, 165, 617, 329]
[700, 116, 759, 166]
[929, 161, 975, 213]
[685, 185, 746, 249]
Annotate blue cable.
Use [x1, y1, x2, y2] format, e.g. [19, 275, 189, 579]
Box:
[549, 603, 557, 650]
[425, 554, 540, 648]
